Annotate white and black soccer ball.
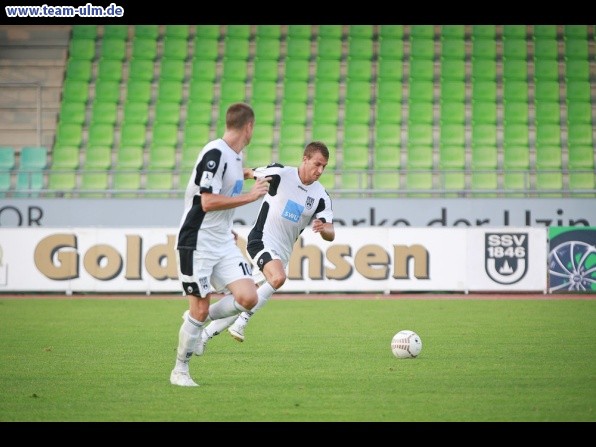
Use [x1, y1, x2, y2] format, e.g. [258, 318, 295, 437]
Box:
[391, 330, 422, 358]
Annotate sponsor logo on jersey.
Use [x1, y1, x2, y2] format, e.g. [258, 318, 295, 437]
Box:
[281, 200, 304, 223]
[232, 180, 243, 197]
[306, 196, 315, 210]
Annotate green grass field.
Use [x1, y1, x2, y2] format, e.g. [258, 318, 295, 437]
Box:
[0, 296, 594, 422]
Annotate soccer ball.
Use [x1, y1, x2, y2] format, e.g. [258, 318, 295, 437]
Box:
[391, 330, 422, 358]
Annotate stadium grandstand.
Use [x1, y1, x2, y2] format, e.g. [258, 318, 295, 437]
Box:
[0, 24, 594, 199]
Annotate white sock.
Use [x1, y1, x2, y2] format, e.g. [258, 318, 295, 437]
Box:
[208, 293, 250, 320]
[236, 282, 277, 326]
[203, 314, 238, 339]
[175, 312, 204, 370]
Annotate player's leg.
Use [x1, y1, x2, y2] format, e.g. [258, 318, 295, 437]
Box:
[170, 248, 212, 387]
[228, 257, 284, 342]
[193, 311, 237, 356]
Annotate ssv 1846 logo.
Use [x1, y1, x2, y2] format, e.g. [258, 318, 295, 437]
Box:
[485, 233, 528, 284]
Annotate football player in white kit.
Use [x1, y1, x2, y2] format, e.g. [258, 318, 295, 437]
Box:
[194, 141, 335, 355]
[170, 103, 271, 387]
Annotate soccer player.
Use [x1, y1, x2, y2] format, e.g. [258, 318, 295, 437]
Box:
[193, 141, 335, 355]
[170, 103, 271, 387]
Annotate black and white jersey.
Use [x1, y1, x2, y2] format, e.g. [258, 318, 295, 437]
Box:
[248, 163, 334, 262]
[177, 138, 245, 250]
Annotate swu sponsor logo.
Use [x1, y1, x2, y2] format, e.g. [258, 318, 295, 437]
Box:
[281, 200, 303, 223]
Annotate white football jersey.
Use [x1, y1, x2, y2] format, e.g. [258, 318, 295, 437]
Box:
[248, 163, 333, 262]
[177, 138, 245, 250]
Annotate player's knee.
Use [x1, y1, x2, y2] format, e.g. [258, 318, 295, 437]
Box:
[235, 290, 259, 310]
[268, 273, 286, 290]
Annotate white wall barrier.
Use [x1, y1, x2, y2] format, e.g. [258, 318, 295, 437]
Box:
[0, 227, 548, 294]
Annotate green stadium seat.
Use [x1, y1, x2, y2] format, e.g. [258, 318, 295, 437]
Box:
[439, 101, 465, 124]
[409, 37, 435, 59]
[60, 100, 86, 125]
[339, 171, 368, 196]
[566, 81, 591, 102]
[253, 58, 279, 82]
[132, 37, 158, 60]
[281, 100, 307, 125]
[503, 124, 530, 164]
[245, 145, 273, 169]
[160, 58, 186, 82]
[472, 25, 496, 40]
[317, 37, 343, 60]
[278, 143, 304, 166]
[565, 59, 590, 81]
[471, 126, 497, 168]
[100, 38, 126, 61]
[191, 59, 217, 82]
[373, 141, 400, 170]
[533, 25, 558, 39]
[134, 25, 160, 40]
[533, 38, 558, 60]
[148, 145, 176, 169]
[344, 100, 371, 125]
[145, 172, 174, 197]
[83, 146, 112, 169]
[79, 172, 108, 197]
[62, 79, 90, 104]
[188, 79, 216, 104]
[48, 172, 77, 196]
[564, 25, 587, 39]
[283, 80, 309, 103]
[379, 25, 404, 39]
[471, 58, 496, 80]
[471, 80, 496, 102]
[503, 80, 529, 102]
[20, 146, 47, 170]
[440, 59, 466, 81]
[534, 100, 561, 125]
[87, 123, 115, 148]
[407, 101, 433, 124]
[410, 25, 435, 39]
[151, 124, 178, 148]
[226, 25, 251, 39]
[343, 123, 369, 146]
[55, 123, 83, 148]
[311, 100, 338, 125]
[503, 101, 529, 124]
[407, 123, 433, 147]
[409, 58, 434, 81]
[120, 123, 147, 148]
[286, 37, 311, 60]
[503, 25, 527, 39]
[567, 123, 593, 149]
[165, 24, 190, 40]
[342, 144, 369, 169]
[502, 37, 527, 60]
[377, 78, 403, 103]
[568, 172, 595, 193]
[183, 123, 211, 151]
[503, 171, 529, 196]
[406, 171, 434, 197]
[128, 58, 155, 82]
[103, 24, 128, 41]
[90, 100, 117, 125]
[502, 59, 528, 81]
[441, 38, 466, 60]
[471, 172, 498, 197]
[535, 172, 563, 197]
[116, 146, 144, 169]
[440, 123, 465, 148]
[408, 80, 434, 102]
[315, 58, 341, 81]
[51, 146, 79, 169]
[471, 101, 497, 124]
[222, 58, 248, 82]
[251, 100, 276, 126]
[68, 38, 95, 61]
[250, 124, 275, 147]
[256, 25, 281, 39]
[251, 80, 277, 103]
[348, 37, 374, 60]
[535, 123, 561, 148]
[185, 100, 213, 125]
[373, 172, 400, 197]
[407, 144, 433, 169]
[376, 99, 402, 125]
[441, 25, 466, 40]
[66, 59, 92, 82]
[378, 58, 403, 81]
[534, 59, 559, 81]
[535, 146, 562, 169]
[472, 38, 496, 60]
[154, 101, 181, 125]
[287, 25, 312, 39]
[279, 123, 306, 147]
[312, 123, 338, 147]
[439, 145, 465, 169]
[284, 58, 310, 82]
[378, 37, 404, 60]
[441, 172, 466, 197]
[568, 145, 594, 170]
[72, 25, 97, 39]
[566, 101, 592, 124]
[348, 25, 374, 39]
[347, 58, 373, 81]
[220, 79, 246, 103]
[113, 169, 142, 197]
[194, 36, 220, 61]
[122, 100, 149, 125]
[94, 79, 121, 104]
[317, 25, 343, 39]
[15, 171, 44, 197]
[157, 79, 183, 104]
[440, 80, 466, 102]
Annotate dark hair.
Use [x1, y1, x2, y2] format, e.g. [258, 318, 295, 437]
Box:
[226, 103, 255, 130]
[304, 141, 330, 160]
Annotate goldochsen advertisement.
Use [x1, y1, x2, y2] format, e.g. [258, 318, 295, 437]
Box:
[0, 227, 547, 294]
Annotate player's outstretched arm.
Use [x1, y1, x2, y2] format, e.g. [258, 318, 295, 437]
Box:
[201, 177, 270, 211]
[312, 219, 335, 241]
